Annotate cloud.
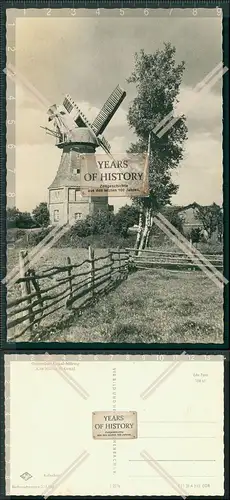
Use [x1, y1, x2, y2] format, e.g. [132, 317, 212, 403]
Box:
[15, 144, 61, 211]
[176, 84, 222, 129]
[12, 12, 223, 211]
[172, 132, 222, 206]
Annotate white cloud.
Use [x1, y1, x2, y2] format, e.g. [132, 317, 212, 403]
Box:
[15, 144, 61, 211]
[176, 84, 222, 124]
[172, 132, 222, 206]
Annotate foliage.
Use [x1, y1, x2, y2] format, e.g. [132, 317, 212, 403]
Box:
[163, 206, 185, 234]
[7, 207, 35, 229]
[113, 205, 139, 237]
[195, 203, 223, 239]
[68, 207, 139, 241]
[32, 202, 50, 228]
[27, 227, 52, 245]
[189, 227, 202, 244]
[69, 211, 115, 238]
[127, 43, 188, 212]
[66, 233, 136, 250]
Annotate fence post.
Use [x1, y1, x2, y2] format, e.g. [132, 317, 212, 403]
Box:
[88, 246, 95, 298]
[125, 249, 129, 278]
[66, 256, 73, 309]
[117, 246, 121, 278]
[108, 248, 113, 282]
[19, 250, 33, 332]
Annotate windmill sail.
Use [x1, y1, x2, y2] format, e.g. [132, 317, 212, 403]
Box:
[63, 95, 91, 128]
[92, 85, 126, 136]
[97, 136, 111, 154]
[62, 94, 112, 155]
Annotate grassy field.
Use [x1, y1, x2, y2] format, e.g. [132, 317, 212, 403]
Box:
[7, 246, 223, 344]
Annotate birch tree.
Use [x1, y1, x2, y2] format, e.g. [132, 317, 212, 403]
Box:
[127, 43, 188, 250]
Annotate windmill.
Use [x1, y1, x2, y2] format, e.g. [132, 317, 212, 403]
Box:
[43, 85, 126, 225]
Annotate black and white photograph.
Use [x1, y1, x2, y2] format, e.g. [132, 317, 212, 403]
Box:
[6, 7, 226, 344]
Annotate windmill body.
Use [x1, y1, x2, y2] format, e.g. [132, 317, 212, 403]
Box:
[44, 86, 126, 225]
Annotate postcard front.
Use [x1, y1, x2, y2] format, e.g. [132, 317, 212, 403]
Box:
[5, 7, 225, 345]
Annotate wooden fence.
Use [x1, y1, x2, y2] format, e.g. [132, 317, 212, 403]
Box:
[7, 247, 129, 336]
[7, 245, 223, 337]
[126, 247, 223, 271]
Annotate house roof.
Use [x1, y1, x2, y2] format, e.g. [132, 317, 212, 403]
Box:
[164, 202, 222, 226]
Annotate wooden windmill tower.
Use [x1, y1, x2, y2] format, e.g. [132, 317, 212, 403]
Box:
[43, 85, 126, 225]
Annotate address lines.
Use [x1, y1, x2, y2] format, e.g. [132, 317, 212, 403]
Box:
[137, 418, 219, 439]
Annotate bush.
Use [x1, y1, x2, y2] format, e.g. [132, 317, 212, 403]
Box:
[196, 241, 223, 255]
[28, 228, 52, 246]
[7, 228, 26, 244]
[56, 232, 136, 249]
[113, 205, 139, 237]
[189, 227, 202, 244]
[7, 207, 35, 229]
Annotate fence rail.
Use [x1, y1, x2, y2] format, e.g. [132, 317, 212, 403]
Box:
[126, 246, 223, 271]
[7, 246, 129, 337]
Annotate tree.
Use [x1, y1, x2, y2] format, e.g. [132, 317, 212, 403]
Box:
[32, 202, 50, 228]
[113, 205, 139, 237]
[7, 207, 35, 229]
[195, 203, 222, 240]
[163, 206, 184, 234]
[189, 227, 202, 244]
[217, 205, 223, 242]
[127, 43, 188, 250]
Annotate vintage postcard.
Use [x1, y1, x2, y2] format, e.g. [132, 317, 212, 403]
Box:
[4, 353, 225, 496]
[5, 7, 227, 343]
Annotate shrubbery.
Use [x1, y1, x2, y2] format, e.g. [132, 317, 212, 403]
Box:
[27, 227, 52, 246]
[25, 207, 137, 249]
[189, 227, 202, 244]
[7, 207, 35, 229]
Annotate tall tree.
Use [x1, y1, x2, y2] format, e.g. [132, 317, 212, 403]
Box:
[32, 202, 50, 228]
[127, 43, 188, 250]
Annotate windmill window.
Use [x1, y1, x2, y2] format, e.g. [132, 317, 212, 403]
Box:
[75, 188, 81, 201]
[73, 168, 81, 175]
[54, 210, 59, 222]
[74, 212, 82, 221]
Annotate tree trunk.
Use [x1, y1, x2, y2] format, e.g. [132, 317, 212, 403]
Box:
[139, 208, 151, 251]
[135, 207, 144, 252]
[145, 213, 154, 248]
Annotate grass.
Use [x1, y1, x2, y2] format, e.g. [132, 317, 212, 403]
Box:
[57, 268, 223, 344]
[7, 246, 223, 344]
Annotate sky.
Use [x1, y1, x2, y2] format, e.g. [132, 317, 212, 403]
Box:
[9, 8, 223, 212]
